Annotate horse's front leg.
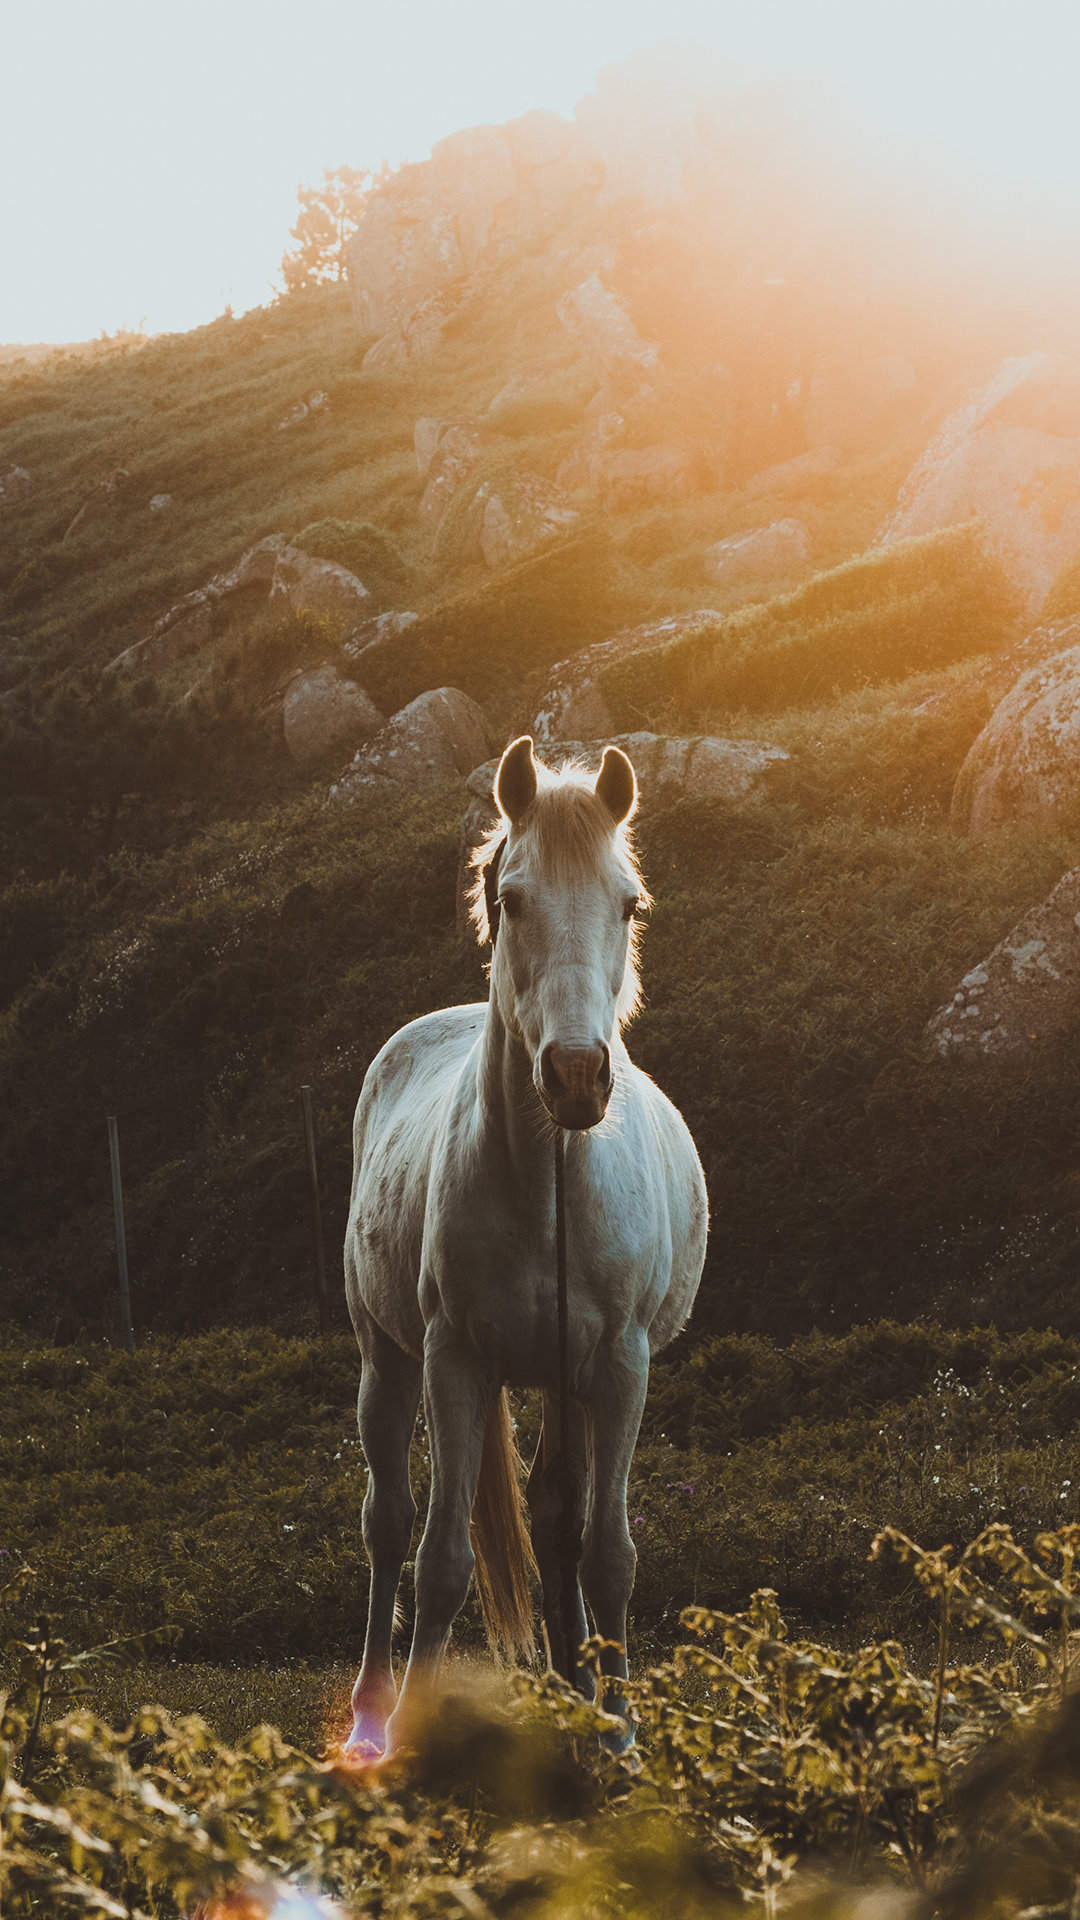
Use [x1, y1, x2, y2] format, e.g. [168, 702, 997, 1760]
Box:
[384, 1317, 497, 1754]
[345, 1319, 422, 1761]
[580, 1326, 650, 1743]
[526, 1391, 591, 1695]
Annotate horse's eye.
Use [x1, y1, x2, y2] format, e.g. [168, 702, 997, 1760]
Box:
[498, 890, 524, 920]
[622, 897, 640, 923]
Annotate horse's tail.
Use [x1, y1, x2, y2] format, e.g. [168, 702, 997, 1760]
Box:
[471, 1389, 538, 1662]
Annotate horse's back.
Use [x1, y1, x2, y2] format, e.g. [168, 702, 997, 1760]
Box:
[346, 1004, 485, 1354]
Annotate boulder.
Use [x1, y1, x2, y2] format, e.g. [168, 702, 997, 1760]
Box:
[0, 465, 32, 510]
[555, 273, 660, 390]
[268, 550, 371, 626]
[507, 107, 572, 167]
[329, 686, 493, 804]
[427, 125, 516, 271]
[417, 423, 511, 535]
[149, 493, 173, 513]
[457, 730, 788, 927]
[486, 366, 596, 435]
[108, 535, 291, 674]
[414, 416, 451, 477]
[349, 169, 467, 339]
[704, 519, 811, 589]
[951, 642, 1080, 837]
[282, 664, 383, 766]
[531, 612, 721, 744]
[63, 468, 128, 542]
[275, 390, 331, 431]
[476, 470, 581, 569]
[926, 864, 1080, 1058]
[601, 444, 702, 512]
[745, 446, 842, 499]
[804, 356, 917, 454]
[344, 609, 419, 665]
[907, 616, 1080, 724]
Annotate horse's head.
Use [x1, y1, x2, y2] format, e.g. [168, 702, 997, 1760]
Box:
[480, 736, 647, 1131]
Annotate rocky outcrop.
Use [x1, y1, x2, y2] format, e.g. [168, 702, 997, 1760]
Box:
[876, 353, 1080, 617]
[363, 286, 474, 371]
[457, 730, 788, 926]
[268, 549, 370, 625]
[475, 470, 580, 569]
[417, 424, 512, 535]
[63, 469, 128, 542]
[349, 112, 584, 346]
[108, 535, 290, 675]
[907, 616, 1080, 724]
[804, 356, 917, 454]
[951, 642, 1080, 837]
[555, 274, 659, 391]
[555, 412, 625, 493]
[0, 465, 32, 511]
[927, 864, 1080, 1058]
[329, 686, 492, 804]
[531, 612, 721, 744]
[704, 519, 811, 589]
[282, 664, 383, 766]
[746, 446, 841, 499]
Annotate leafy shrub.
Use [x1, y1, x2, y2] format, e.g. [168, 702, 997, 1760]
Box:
[598, 522, 1019, 727]
[353, 525, 618, 713]
[291, 517, 406, 587]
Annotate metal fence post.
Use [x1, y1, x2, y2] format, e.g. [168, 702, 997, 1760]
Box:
[301, 1086, 330, 1334]
[106, 1116, 134, 1354]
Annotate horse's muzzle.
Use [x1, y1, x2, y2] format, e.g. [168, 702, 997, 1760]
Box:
[539, 1042, 613, 1130]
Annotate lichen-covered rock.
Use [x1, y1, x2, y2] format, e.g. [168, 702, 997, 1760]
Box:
[329, 686, 492, 803]
[531, 612, 721, 744]
[705, 519, 811, 589]
[804, 356, 917, 453]
[283, 665, 382, 766]
[951, 642, 1080, 837]
[745, 446, 841, 498]
[149, 493, 173, 513]
[927, 864, 1080, 1057]
[555, 273, 660, 389]
[63, 469, 129, 542]
[268, 550, 371, 626]
[457, 729, 787, 926]
[363, 285, 471, 370]
[477, 470, 580, 569]
[108, 536, 290, 674]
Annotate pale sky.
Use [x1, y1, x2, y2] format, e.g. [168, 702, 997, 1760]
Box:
[3, 0, 1080, 344]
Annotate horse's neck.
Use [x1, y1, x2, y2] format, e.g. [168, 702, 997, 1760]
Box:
[475, 993, 552, 1206]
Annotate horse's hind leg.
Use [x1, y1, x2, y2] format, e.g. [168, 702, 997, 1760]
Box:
[346, 1319, 422, 1760]
[526, 1391, 590, 1695]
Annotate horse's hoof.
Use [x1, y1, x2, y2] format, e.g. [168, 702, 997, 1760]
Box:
[342, 1713, 388, 1765]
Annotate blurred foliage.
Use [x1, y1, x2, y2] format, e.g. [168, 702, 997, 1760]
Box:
[11, 1527, 1080, 1917]
[600, 523, 1019, 727]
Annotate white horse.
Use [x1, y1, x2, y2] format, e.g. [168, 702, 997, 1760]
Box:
[343, 736, 708, 1759]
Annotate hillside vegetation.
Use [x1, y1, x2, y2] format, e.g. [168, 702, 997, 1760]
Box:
[1, 272, 1079, 1345]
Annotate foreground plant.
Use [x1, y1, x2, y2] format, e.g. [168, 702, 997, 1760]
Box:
[7, 1529, 1080, 1918]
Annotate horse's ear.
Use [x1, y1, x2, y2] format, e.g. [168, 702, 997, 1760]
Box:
[595, 745, 637, 824]
[496, 736, 538, 824]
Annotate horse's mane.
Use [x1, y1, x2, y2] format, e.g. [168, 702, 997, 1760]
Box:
[467, 759, 651, 1027]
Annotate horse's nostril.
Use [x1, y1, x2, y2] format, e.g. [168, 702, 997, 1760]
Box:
[542, 1043, 608, 1100]
[540, 1045, 563, 1095]
[598, 1045, 612, 1090]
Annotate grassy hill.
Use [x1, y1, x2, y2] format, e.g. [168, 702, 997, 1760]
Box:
[2, 273, 1079, 1344]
